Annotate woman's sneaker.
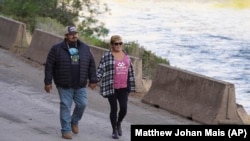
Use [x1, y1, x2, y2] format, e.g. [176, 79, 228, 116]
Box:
[117, 122, 122, 136]
[112, 128, 119, 139]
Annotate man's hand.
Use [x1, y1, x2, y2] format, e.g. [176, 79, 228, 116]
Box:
[44, 84, 52, 93]
[88, 83, 97, 90]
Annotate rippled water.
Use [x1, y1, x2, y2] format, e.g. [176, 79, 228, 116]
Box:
[100, 0, 250, 113]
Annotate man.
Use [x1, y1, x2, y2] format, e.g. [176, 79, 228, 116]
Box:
[44, 25, 97, 139]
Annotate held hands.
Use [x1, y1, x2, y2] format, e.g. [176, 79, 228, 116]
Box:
[44, 84, 52, 93]
[45, 83, 96, 92]
[88, 83, 97, 90]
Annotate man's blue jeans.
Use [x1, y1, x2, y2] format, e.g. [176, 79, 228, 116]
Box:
[57, 87, 87, 134]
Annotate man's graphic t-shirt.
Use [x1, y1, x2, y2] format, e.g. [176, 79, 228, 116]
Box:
[68, 47, 79, 65]
[68, 46, 80, 88]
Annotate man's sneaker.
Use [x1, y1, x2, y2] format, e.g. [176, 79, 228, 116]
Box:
[71, 124, 79, 134]
[62, 133, 72, 139]
[112, 128, 119, 139]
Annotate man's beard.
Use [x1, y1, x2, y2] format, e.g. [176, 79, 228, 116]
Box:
[67, 39, 77, 46]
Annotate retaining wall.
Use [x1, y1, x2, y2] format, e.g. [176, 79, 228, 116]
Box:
[22, 29, 63, 65]
[142, 64, 250, 124]
[0, 16, 28, 54]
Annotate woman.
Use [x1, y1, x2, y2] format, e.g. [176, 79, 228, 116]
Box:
[96, 35, 136, 139]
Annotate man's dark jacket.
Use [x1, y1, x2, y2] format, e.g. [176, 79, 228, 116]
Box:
[44, 39, 97, 88]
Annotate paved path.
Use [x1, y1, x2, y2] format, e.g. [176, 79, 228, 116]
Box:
[0, 48, 198, 141]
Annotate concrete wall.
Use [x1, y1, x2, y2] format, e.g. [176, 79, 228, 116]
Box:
[142, 64, 250, 124]
[22, 29, 63, 65]
[0, 16, 28, 54]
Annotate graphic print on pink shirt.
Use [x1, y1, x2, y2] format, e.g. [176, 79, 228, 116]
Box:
[114, 55, 130, 89]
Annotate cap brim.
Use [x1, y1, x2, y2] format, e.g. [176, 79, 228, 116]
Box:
[65, 32, 78, 35]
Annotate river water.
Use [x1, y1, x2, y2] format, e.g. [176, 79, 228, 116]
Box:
[99, 0, 250, 113]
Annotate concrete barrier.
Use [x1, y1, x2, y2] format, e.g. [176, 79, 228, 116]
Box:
[22, 29, 63, 65]
[22, 29, 145, 93]
[0, 16, 28, 54]
[142, 64, 250, 124]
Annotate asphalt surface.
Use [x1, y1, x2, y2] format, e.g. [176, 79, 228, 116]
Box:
[0, 48, 199, 141]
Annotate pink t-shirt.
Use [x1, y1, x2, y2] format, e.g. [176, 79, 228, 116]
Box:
[114, 55, 130, 89]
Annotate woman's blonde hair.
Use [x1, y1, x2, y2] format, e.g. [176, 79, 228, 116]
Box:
[110, 35, 122, 44]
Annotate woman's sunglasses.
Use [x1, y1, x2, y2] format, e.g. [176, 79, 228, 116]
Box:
[113, 42, 123, 46]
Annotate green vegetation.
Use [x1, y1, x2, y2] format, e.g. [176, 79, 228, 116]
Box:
[0, 0, 110, 36]
[0, 0, 169, 78]
[124, 41, 169, 77]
